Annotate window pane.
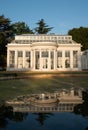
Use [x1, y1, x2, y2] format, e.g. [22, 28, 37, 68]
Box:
[51, 51, 54, 69]
[26, 51, 30, 57]
[65, 51, 70, 68]
[9, 51, 15, 68]
[25, 51, 31, 68]
[18, 51, 23, 57]
[42, 51, 48, 57]
[35, 51, 40, 69]
[57, 51, 62, 57]
[73, 51, 78, 68]
[57, 51, 62, 68]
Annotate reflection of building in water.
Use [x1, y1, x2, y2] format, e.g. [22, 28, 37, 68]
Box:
[6, 88, 83, 113]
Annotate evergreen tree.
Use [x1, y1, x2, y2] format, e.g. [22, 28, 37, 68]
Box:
[34, 19, 53, 34]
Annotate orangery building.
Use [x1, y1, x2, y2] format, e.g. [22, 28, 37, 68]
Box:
[6, 34, 82, 71]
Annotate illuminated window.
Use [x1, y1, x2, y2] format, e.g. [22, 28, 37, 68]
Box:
[65, 51, 70, 68]
[57, 51, 62, 68]
[9, 51, 15, 68]
[73, 51, 78, 68]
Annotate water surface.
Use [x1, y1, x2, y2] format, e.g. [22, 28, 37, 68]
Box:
[0, 88, 88, 130]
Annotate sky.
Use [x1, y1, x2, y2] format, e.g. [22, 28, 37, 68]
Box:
[0, 0, 88, 34]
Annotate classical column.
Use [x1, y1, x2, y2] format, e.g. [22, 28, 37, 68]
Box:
[55, 49, 57, 69]
[54, 49, 56, 70]
[31, 50, 33, 70]
[23, 51, 25, 68]
[70, 51, 73, 69]
[40, 49, 42, 70]
[33, 49, 35, 70]
[48, 49, 51, 70]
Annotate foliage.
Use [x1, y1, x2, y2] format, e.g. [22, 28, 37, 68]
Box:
[35, 113, 53, 125]
[34, 19, 53, 34]
[0, 15, 13, 55]
[68, 27, 88, 50]
[0, 15, 34, 68]
[0, 55, 6, 69]
[0, 105, 28, 128]
[0, 15, 13, 68]
[11, 22, 34, 35]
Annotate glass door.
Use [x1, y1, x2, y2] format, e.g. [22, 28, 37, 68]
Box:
[41, 51, 48, 70]
[42, 58, 48, 69]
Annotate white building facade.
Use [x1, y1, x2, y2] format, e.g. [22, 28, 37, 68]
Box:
[6, 34, 82, 71]
[81, 50, 88, 70]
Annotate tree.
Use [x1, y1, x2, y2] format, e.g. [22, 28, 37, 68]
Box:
[34, 19, 53, 34]
[0, 15, 13, 69]
[68, 27, 88, 50]
[0, 15, 34, 69]
[11, 22, 34, 35]
[0, 15, 13, 55]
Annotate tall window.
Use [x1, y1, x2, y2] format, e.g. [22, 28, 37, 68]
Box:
[25, 51, 31, 68]
[9, 51, 15, 68]
[35, 51, 40, 69]
[57, 51, 62, 68]
[65, 51, 70, 68]
[17, 51, 23, 68]
[73, 51, 78, 68]
[42, 51, 48, 69]
[18, 51, 23, 57]
[51, 51, 54, 69]
[42, 51, 48, 57]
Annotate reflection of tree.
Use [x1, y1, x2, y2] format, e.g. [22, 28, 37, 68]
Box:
[74, 90, 88, 117]
[0, 105, 12, 128]
[34, 113, 53, 125]
[74, 90, 88, 130]
[0, 117, 8, 129]
[0, 104, 28, 129]
[10, 112, 28, 122]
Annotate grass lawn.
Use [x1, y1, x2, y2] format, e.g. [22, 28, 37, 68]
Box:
[0, 76, 88, 101]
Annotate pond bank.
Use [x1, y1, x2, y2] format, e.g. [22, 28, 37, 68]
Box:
[0, 73, 88, 80]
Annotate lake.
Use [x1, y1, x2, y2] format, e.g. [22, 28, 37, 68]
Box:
[0, 88, 88, 130]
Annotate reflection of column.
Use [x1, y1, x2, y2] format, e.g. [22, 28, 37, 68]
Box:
[70, 89, 74, 96]
[31, 50, 33, 70]
[62, 90, 65, 96]
[15, 50, 17, 69]
[70, 51, 73, 69]
[41, 93, 45, 100]
[23, 51, 25, 68]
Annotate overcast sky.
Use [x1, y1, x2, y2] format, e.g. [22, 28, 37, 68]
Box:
[0, 0, 88, 34]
